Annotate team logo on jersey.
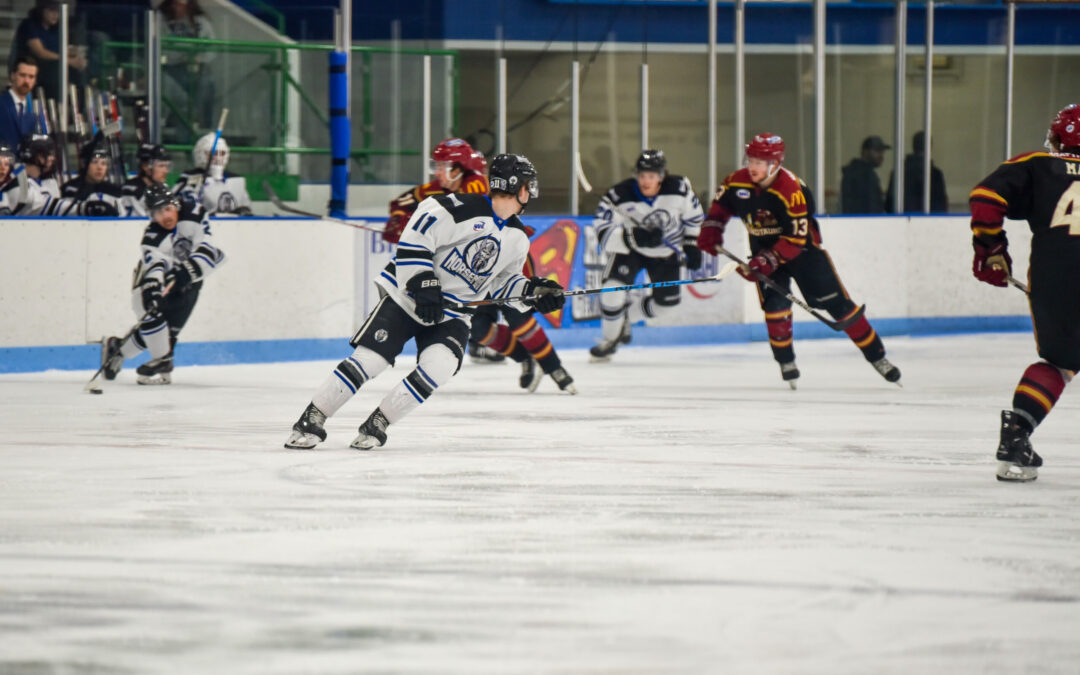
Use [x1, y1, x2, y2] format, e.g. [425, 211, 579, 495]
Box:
[440, 235, 501, 291]
[736, 188, 751, 199]
[473, 222, 485, 231]
[641, 209, 672, 233]
[218, 192, 238, 214]
[173, 238, 193, 262]
[374, 329, 389, 343]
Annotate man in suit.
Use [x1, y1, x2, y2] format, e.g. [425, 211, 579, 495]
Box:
[0, 57, 38, 148]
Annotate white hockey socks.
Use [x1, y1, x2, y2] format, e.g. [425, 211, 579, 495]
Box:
[135, 323, 171, 360]
[377, 344, 458, 424]
[599, 282, 629, 343]
[311, 346, 390, 418]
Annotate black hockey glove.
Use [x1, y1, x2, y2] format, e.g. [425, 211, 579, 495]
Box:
[523, 277, 565, 314]
[683, 243, 703, 270]
[630, 227, 664, 248]
[165, 260, 200, 293]
[406, 271, 445, 324]
[140, 278, 164, 315]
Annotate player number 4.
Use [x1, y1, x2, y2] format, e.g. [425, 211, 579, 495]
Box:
[1050, 182, 1080, 236]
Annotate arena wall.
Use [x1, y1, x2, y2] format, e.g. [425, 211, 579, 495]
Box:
[0, 215, 1032, 373]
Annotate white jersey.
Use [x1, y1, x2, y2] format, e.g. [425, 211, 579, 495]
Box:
[13, 173, 61, 215]
[121, 177, 156, 217]
[593, 175, 705, 259]
[374, 193, 533, 323]
[0, 176, 25, 214]
[133, 201, 226, 291]
[175, 169, 252, 215]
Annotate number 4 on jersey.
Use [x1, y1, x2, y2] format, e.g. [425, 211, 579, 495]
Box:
[1050, 181, 1080, 235]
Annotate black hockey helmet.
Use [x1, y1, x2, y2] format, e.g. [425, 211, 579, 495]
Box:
[137, 143, 170, 165]
[635, 149, 667, 177]
[488, 153, 539, 199]
[17, 134, 54, 164]
[145, 181, 180, 212]
[0, 142, 14, 160]
[79, 133, 110, 169]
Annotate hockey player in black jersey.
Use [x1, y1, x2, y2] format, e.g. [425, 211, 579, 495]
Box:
[53, 135, 123, 216]
[284, 154, 565, 451]
[589, 150, 705, 361]
[969, 103, 1080, 482]
[122, 144, 172, 216]
[99, 183, 226, 385]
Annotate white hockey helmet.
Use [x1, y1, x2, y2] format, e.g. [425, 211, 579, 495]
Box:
[193, 133, 230, 179]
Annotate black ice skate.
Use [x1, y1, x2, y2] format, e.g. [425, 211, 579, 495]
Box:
[520, 358, 542, 392]
[872, 357, 902, 385]
[469, 341, 506, 364]
[136, 352, 174, 385]
[779, 361, 800, 390]
[100, 336, 124, 380]
[284, 402, 328, 449]
[589, 339, 619, 362]
[351, 407, 390, 450]
[618, 317, 632, 345]
[550, 367, 578, 395]
[995, 410, 1042, 483]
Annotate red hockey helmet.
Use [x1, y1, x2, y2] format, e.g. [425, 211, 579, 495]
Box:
[1048, 104, 1080, 150]
[431, 137, 475, 165]
[466, 149, 488, 175]
[745, 133, 786, 163]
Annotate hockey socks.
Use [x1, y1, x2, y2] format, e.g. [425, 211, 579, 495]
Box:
[311, 347, 390, 418]
[377, 344, 458, 426]
[1011, 361, 1070, 431]
[765, 309, 795, 364]
[843, 313, 885, 363]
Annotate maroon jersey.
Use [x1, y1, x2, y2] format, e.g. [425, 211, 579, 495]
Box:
[707, 166, 819, 263]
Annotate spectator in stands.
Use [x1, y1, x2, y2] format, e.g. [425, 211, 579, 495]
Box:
[0, 57, 39, 148]
[886, 130, 948, 213]
[840, 135, 890, 214]
[160, 0, 217, 138]
[10, 0, 88, 101]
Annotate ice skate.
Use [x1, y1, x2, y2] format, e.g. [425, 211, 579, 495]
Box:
[779, 361, 799, 390]
[100, 336, 124, 380]
[284, 403, 327, 449]
[351, 407, 390, 450]
[519, 358, 542, 392]
[469, 341, 505, 364]
[618, 317, 633, 345]
[136, 353, 173, 385]
[872, 357, 902, 385]
[995, 410, 1042, 483]
[589, 338, 619, 363]
[551, 367, 578, 394]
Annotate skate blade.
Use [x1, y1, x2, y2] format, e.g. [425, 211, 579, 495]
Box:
[284, 431, 322, 450]
[559, 382, 579, 395]
[349, 435, 384, 450]
[526, 375, 543, 393]
[996, 461, 1038, 482]
[787, 380, 797, 390]
[589, 354, 612, 363]
[136, 374, 172, 385]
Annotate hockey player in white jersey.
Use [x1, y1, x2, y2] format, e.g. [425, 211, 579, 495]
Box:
[122, 144, 172, 216]
[99, 183, 226, 385]
[0, 143, 25, 214]
[284, 153, 565, 451]
[589, 149, 705, 361]
[174, 133, 253, 216]
[53, 137, 124, 217]
[15, 134, 61, 215]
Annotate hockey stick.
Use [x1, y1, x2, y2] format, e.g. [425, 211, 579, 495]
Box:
[451, 261, 740, 309]
[1008, 275, 1029, 295]
[84, 284, 175, 393]
[262, 180, 385, 233]
[189, 108, 229, 200]
[713, 245, 864, 332]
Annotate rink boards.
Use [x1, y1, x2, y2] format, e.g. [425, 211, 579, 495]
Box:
[0, 214, 1033, 373]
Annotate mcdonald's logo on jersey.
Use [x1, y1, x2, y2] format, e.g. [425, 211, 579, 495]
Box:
[790, 190, 806, 207]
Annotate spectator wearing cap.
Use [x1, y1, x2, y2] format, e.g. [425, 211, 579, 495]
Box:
[10, 0, 88, 102]
[0, 57, 38, 148]
[886, 130, 948, 213]
[840, 135, 890, 214]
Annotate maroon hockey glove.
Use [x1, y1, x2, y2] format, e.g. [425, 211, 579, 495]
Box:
[737, 248, 780, 281]
[972, 239, 1011, 287]
[382, 214, 406, 244]
[696, 222, 725, 254]
[524, 277, 565, 314]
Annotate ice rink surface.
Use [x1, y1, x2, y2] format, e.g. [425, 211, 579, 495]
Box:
[2, 333, 1079, 674]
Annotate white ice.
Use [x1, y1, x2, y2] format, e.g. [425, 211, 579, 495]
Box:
[2, 333, 1079, 674]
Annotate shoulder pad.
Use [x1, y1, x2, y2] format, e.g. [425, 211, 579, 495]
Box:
[504, 216, 530, 235]
[725, 168, 755, 188]
[460, 173, 490, 195]
[141, 223, 169, 246]
[608, 178, 639, 204]
[432, 192, 492, 223]
[659, 174, 690, 195]
[1004, 151, 1050, 165]
[179, 200, 206, 222]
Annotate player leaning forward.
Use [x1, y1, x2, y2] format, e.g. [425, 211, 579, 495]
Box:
[698, 133, 900, 387]
[284, 154, 565, 450]
[970, 104, 1080, 482]
[100, 183, 226, 384]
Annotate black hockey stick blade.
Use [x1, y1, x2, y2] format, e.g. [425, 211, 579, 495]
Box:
[713, 245, 861, 332]
[262, 180, 384, 233]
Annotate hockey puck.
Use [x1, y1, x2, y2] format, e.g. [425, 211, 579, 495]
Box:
[89, 388, 103, 395]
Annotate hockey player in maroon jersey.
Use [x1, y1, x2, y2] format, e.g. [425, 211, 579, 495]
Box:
[969, 103, 1080, 482]
[697, 132, 900, 388]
